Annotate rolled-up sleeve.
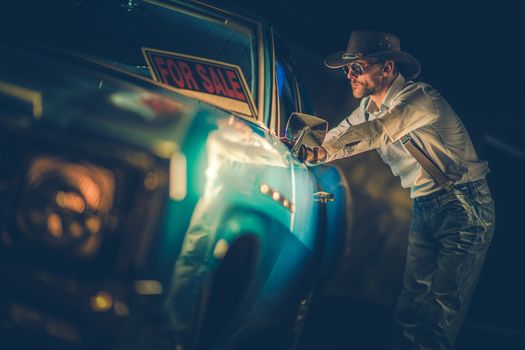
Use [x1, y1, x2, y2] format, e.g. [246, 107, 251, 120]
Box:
[322, 105, 365, 144]
[321, 87, 440, 162]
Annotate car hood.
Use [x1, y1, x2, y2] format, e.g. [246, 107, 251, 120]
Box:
[0, 40, 232, 158]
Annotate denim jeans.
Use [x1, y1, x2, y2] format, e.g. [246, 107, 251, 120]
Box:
[392, 178, 495, 350]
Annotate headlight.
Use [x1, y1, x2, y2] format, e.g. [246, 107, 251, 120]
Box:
[16, 156, 115, 259]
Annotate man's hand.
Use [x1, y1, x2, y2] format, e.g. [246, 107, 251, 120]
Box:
[298, 145, 327, 163]
[279, 137, 294, 150]
[278, 137, 327, 163]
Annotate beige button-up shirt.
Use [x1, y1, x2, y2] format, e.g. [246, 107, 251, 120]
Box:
[321, 74, 489, 198]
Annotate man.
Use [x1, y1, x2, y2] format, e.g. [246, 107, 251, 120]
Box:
[304, 31, 495, 349]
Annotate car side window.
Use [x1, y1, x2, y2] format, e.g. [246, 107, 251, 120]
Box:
[276, 59, 297, 137]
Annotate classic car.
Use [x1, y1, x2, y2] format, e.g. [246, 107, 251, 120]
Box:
[0, 0, 351, 349]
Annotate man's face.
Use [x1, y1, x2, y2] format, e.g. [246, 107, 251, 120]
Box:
[344, 60, 385, 99]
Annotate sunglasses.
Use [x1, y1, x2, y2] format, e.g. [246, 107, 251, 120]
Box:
[342, 61, 382, 77]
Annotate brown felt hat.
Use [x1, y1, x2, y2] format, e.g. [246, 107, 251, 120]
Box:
[325, 30, 421, 79]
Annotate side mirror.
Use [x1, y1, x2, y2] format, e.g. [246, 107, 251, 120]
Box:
[285, 112, 328, 156]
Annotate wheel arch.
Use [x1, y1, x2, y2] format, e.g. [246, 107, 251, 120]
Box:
[192, 205, 292, 350]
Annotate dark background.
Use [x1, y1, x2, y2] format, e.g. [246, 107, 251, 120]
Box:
[214, 0, 525, 349]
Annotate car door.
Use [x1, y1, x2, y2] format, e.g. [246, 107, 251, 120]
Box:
[272, 39, 320, 251]
[273, 32, 350, 282]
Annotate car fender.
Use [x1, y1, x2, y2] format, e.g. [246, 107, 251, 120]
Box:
[164, 203, 295, 349]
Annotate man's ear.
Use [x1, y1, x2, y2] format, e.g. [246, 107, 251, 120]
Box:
[382, 60, 395, 76]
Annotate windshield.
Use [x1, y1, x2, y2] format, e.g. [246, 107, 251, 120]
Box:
[1, 0, 258, 116]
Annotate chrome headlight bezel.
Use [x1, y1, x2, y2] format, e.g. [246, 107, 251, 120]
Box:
[15, 155, 116, 259]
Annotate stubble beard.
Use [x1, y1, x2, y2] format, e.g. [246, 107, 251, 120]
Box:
[351, 81, 376, 99]
[351, 73, 386, 99]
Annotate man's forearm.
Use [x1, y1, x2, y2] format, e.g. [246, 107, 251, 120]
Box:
[321, 103, 439, 162]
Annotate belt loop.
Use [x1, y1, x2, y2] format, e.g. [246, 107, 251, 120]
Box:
[442, 181, 454, 192]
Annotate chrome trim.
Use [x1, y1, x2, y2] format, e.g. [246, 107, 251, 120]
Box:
[270, 26, 278, 133]
[0, 81, 42, 119]
[256, 20, 265, 123]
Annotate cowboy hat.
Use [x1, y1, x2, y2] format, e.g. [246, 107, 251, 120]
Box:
[324, 30, 421, 80]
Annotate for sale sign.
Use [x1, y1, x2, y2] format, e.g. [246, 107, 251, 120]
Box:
[142, 48, 256, 117]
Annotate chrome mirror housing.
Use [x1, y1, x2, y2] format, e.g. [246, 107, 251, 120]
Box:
[285, 112, 328, 155]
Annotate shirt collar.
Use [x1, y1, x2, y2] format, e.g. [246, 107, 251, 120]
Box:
[365, 73, 406, 115]
[382, 72, 405, 108]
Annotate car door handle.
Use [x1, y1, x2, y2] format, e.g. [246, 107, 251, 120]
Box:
[313, 191, 334, 203]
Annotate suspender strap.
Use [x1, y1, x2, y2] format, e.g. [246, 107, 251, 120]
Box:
[401, 134, 451, 187]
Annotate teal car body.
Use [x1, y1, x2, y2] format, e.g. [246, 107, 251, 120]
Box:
[0, 1, 351, 349]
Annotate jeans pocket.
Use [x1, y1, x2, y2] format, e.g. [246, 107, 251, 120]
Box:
[471, 182, 494, 206]
[459, 204, 495, 253]
[472, 201, 496, 244]
[439, 194, 493, 253]
[458, 230, 487, 253]
[473, 195, 494, 207]
[442, 194, 468, 216]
